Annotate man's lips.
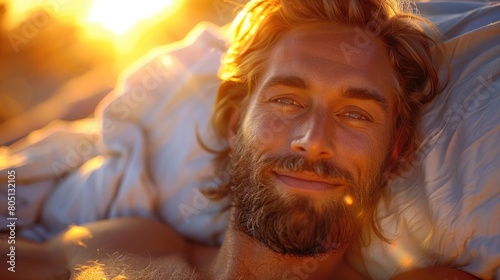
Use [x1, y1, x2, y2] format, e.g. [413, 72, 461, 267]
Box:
[272, 170, 343, 191]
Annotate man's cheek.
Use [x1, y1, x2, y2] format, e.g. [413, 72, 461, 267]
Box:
[337, 134, 383, 175]
[247, 112, 289, 146]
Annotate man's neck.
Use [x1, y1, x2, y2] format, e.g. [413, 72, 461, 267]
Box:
[209, 224, 365, 279]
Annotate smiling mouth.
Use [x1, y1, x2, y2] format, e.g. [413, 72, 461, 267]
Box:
[272, 170, 343, 191]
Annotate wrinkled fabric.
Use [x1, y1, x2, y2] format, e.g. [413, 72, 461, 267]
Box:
[1, 22, 230, 245]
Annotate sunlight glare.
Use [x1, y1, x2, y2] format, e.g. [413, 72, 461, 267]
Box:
[389, 241, 415, 269]
[87, 0, 176, 35]
[62, 225, 93, 248]
[344, 195, 354, 205]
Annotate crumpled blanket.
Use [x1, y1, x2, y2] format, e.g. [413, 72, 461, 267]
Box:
[0, 22, 230, 245]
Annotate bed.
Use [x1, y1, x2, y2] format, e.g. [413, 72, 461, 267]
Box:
[1, 1, 499, 278]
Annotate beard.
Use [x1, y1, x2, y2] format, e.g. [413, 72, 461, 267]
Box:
[229, 131, 385, 257]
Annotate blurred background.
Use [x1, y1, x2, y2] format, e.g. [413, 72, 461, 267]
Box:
[0, 0, 246, 145]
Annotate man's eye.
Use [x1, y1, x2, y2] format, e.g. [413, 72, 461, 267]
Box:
[272, 97, 301, 107]
[341, 111, 370, 121]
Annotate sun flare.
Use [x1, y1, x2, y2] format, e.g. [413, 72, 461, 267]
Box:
[86, 0, 179, 35]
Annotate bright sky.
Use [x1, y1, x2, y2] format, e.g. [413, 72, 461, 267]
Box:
[5, 0, 183, 51]
[86, 0, 177, 35]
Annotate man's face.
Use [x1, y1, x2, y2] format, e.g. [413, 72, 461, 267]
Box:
[229, 23, 396, 256]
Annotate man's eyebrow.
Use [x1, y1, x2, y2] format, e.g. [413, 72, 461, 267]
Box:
[260, 75, 310, 92]
[342, 87, 389, 113]
[260, 76, 389, 112]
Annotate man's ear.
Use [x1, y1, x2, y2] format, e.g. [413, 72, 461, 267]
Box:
[227, 110, 241, 150]
[387, 144, 402, 174]
[387, 126, 406, 175]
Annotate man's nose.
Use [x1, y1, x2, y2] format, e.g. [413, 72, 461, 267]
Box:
[290, 114, 335, 159]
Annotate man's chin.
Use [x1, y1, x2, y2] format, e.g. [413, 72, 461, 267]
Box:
[236, 194, 354, 256]
[251, 225, 348, 257]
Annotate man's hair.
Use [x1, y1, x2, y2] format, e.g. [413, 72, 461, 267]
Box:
[203, 0, 443, 240]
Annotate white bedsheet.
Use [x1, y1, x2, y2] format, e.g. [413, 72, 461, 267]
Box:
[0, 22, 230, 245]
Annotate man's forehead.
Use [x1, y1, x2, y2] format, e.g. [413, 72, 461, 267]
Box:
[271, 22, 389, 68]
[284, 22, 373, 41]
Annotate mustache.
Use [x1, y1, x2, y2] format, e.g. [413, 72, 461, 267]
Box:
[256, 154, 355, 183]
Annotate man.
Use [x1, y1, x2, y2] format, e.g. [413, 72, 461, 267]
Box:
[1, 0, 494, 279]
[205, 0, 440, 257]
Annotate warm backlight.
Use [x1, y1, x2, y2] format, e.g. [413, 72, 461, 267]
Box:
[86, 0, 177, 35]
